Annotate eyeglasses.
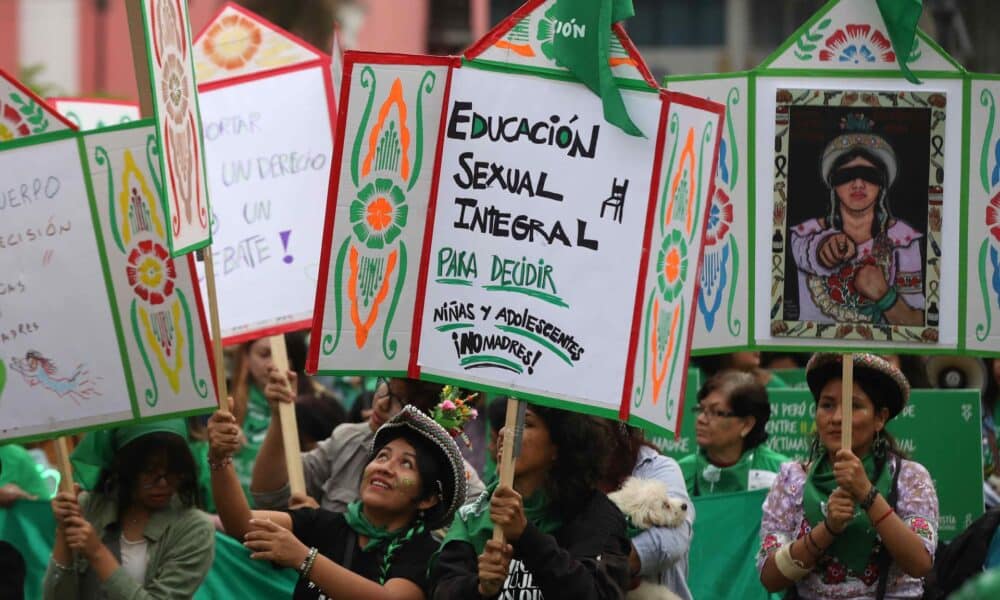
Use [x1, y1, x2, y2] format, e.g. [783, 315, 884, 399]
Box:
[375, 377, 404, 410]
[139, 469, 181, 488]
[693, 404, 738, 420]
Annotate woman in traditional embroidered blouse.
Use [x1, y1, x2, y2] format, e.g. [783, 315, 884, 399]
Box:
[758, 353, 938, 599]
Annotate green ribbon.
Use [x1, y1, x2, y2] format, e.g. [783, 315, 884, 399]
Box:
[875, 0, 924, 84]
[548, 0, 643, 137]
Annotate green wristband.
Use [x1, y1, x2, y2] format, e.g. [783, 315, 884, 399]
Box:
[875, 286, 898, 312]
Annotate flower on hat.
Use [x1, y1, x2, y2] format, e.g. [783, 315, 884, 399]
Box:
[433, 385, 479, 448]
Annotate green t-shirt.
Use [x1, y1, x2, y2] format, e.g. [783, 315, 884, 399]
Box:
[678, 445, 789, 496]
[0, 444, 52, 500]
[191, 384, 271, 511]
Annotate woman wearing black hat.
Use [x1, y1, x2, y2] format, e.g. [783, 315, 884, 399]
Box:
[208, 404, 467, 599]
[758, 353, 938, 599]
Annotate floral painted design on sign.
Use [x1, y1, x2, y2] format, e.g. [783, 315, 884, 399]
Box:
[976, 88, 1000, 342]
[819, 25, 896, 64]
[149, 0, 208, 248]
[0, 93, 50, 140]
[203, 13, 262, 70]
[94, 137, 208, 407]
[323, 67, 435, 360]
[635, 113, 714, 425]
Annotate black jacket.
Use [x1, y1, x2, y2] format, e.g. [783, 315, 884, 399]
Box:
[431, 490, 630, 599]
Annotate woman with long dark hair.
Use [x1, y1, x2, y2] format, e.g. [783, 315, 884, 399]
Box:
[597, 419, 694, 599]
[758, 353, 938, 599]
[43, 421, 214, 599]
[431, 404, 630, 599]
[790, 118, 924, 326]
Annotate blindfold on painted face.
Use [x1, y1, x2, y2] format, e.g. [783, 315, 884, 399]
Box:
[829, 165, 883, 188]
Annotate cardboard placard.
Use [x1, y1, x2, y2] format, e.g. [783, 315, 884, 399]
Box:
[193, 5, 337, 343]
[0, 117, 216, 442]
[308, 0, 724, 435]
[127, 0, 212, 256]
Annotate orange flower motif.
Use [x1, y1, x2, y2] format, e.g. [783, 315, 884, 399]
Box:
[366, 196, 393, 232]
[203, 14, 263, 70]
[665, 248, 681, 283]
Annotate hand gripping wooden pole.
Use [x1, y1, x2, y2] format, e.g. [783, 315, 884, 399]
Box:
[492, 397, 523, 543]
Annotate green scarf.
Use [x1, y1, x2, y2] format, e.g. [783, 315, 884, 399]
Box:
[547, 0, 643, 137]
[440, 482, 563, 555]
[803, 454, 891, 574]
[343, 501, 410, 551]
[693, 449, 753, 496]
[875, 0, 924, 84]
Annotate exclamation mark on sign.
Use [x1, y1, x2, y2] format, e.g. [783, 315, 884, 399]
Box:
[528, 351, 541, 375]
[279, 230, 294, 264]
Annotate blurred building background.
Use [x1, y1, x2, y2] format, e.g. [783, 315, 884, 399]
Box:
[0, 0, 996, 99]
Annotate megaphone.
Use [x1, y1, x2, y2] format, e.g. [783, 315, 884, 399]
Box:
[925, 356, 987, 391]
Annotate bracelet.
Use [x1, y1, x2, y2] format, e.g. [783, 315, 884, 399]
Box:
[804, 530, 824, 558]
[875, 286, 899, 312]
[298, 547, 319, 579]
[208, 456, 233, 471]
[774, 543, 811, 581]
[874, 507, 895, 527]
[823, 516, 843, 536]
[860, 486, 879, 511]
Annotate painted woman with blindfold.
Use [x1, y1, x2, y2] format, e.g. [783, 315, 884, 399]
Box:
[790, 114, 925, 327]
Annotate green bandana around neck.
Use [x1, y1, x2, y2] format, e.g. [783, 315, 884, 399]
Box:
[343, 500, 412, 551]
[694, 449, 753, 496]
[439, 481, 563, 556]
[547, 0, 643, 137]
[875, 0, 924, 84]
[803, 453, 892, 574]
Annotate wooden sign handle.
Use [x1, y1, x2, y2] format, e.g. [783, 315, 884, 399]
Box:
[268, 334, 307, 497]
[200, 249, 229, 410]
[841, 353, 854, 453]
[53, 436, 74, 495]
[492, 397, 522, 543]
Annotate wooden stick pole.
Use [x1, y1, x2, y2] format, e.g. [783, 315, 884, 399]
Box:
[492, 397, 522, 543]
[201, 249, 229, 410]
[841, 354, 854, 452]
[53, 436, 74, 494]
[267, 334, 306, 497]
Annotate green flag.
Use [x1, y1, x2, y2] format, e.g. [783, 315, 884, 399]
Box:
[547, 0, 644, 137]
[876, 0, 924, 84]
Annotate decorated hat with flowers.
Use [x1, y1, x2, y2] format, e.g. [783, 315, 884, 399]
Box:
[805, 353, 910, 418]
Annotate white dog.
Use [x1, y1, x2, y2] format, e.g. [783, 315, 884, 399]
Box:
[608, 477, 687, 600]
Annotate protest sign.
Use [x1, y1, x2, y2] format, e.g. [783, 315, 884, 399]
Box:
[668, 0, 996, 358]
[126, 0, 212, 256]
[49, 98, 141, 131]
[0, 69, 74, 141]
[658, 388, 984, 541]
[308, 0, 724, 435]
[0, 105, 216, 441]
[192, 4, 337, 343]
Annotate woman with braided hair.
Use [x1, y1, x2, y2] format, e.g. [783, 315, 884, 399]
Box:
[208, 404, 467, 600]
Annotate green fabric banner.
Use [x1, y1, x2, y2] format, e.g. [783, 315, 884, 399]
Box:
[0, 500, 296, 600]
[548, 0, 643, 137]
[876, 0, 924, 84]
[688, 488, 778, 600]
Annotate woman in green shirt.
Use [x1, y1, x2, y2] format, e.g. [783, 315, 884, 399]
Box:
[679, 370, 789, 495]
